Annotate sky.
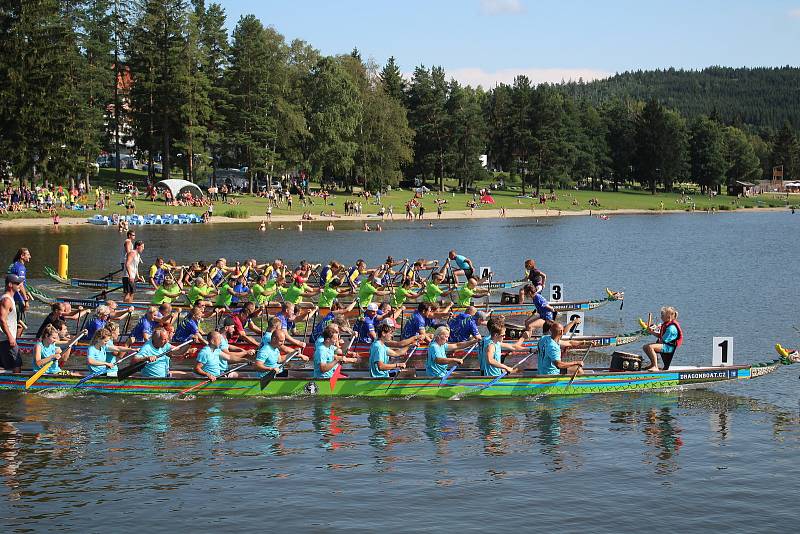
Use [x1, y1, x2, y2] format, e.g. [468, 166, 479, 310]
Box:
[222, 0, 800, 87]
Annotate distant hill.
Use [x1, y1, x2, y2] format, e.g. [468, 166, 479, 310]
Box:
[557, 66, 800, 131]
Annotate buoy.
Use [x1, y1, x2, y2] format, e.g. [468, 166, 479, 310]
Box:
[58, 244, 69, 279]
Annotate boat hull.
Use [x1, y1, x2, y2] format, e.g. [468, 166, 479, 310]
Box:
[0, 362, 779, 398]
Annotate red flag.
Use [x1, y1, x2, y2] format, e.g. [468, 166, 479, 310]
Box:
[329, 364, 348, 393]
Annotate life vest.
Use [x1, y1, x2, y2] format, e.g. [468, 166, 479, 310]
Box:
[658, 320, 683, 349]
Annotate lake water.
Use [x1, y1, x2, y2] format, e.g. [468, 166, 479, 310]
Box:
[1, 211, 798, 531]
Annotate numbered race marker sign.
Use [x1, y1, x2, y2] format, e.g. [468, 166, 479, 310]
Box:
[549, 283, 564, 303]
[479, 266, 492, 279]
[712, 337, 734, 367]
[564, 311, 585, 337]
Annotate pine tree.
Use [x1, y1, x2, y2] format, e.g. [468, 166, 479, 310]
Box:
[380, 56, 405, 102]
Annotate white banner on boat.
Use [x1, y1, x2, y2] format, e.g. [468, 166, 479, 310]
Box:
[550, 283, 564, 303]
[564, 311, 584, 337]
[712, 337, 734, 366]
[479, 266, 492, 279]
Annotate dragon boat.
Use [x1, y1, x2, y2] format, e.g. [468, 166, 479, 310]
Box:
[0, 357, 792, 398]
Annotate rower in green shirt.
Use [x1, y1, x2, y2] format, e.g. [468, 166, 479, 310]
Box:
[423, 271, 447, 304]
[451, 278, 489, 307]
[283, 275, 320, 305]
[215, 280, 248, 307]
[151, 276, 183, 305]
[250, 275, 277, 306]
[187, 277, 217, 306]
[357, 272, 389, 308]
[389, 278, 422, 309]
[318, 279, 352, 309]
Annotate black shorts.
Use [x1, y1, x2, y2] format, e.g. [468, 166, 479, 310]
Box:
[0, 340, 21, 370]
[463, 267, 475, 279]
[122, 277, 136, 295]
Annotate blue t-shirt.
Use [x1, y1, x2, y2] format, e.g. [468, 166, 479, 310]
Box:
[8, 261, 26, 305]
[426, 341, 449, 377]
[533, 292, 554, 321]
[85, 317, 107, 340]
[537, 335, 561, 375]
[479, 337, 503, 377]
[231, 282, 249, 304]
[448, 312, 479, 343]
[173, 318, 199, 343]
[256, 344, 281, 378]
[33, 342, 60, 374]
[369, 341, 390, 378]
[660, 324, 678, 354]
[453, 255, 469, 270]
[138, 341, 173, 378]
[130, 315, 157, 343]
[276, 313, 295, 332]
[313, 343, 337, 379]
[311, 312, 335, 343]
[402, 311, 432, 340]
[356, 314, 378, 343]
[87, 344, 116, 374]
[197, 345, 223, 377]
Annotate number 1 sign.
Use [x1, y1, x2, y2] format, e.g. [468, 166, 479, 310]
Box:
[712, 337, 733, 367]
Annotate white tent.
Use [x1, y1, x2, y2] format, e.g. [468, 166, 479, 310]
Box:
[156, 179, 203, 199]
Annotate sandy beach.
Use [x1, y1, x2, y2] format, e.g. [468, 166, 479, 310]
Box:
[0, 206, 789, 229]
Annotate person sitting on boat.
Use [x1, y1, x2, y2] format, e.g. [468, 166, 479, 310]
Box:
[217, 318, 257, 364]
[284, 275, 320, 306]
[32, 325, 82, 376]
[317, 279, 353, 310]
[149, 257, 171, 290]
[186, 276, 218, 307]
[422, 271, 447, 305]
[369, 321, 413, 378]
[542, 319, 596, 352]
[354, 303, 384, 344]
[132, 327, 192, 378]
[357, 272, 389, 308]
[448, 307, 490, 343]
[254, 329, 298, 378]
[523, 290, 557, 336]
[85, 305, 113, 340]
[172, 306, 206, 344]
[479, 317, 527, 377]
[318, 261, 344, 288]
[518, 259, 546, 304]
[128, 306, 162, 345]
[275, 301, 316, 338]
[313, 326, 358, 379]
[401, 302, 441, 343]
[450, 277, 489, 307]
[151, 275, 183, 305]
[310, 300, 356, 344]
[642, 306, 682, 371]
[35, 302, 87, 339]
[229, 275, 251, 305]
[537, 322, 584, 376]
[426, 325, 482, 378]
[195, 331, 253, 380]
[249, 274, 277, 308]
[87, 327, 136, 377]
[226, 302, 263, 346]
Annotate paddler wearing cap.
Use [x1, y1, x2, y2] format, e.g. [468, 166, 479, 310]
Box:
[283, 274, 320, 305]
[0, 274, 23, 372]
[448, 306, 490, 343]
[368, 318, 422, 378]
[355, 302, 384, 343]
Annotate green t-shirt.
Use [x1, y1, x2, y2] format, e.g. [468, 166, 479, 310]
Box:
[358, 281, 378, 308]
[318, 285, 339, 309]
[151, 284, 181, 305]
[284, 283, 309, 305]
[187, 284, 211, 305]
[456, 284, 475, 307]
[215, 282, 234, 307]
[250, 283, 269, 306]
[423, 281, 444, 303]
[390, 286, 410, 308]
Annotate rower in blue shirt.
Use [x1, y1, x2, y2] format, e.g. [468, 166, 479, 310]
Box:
[401, 302, 440, 343]
[536, 322, 584, 375]
[132, 327, 191, 378]
[448, 307, 490, 343]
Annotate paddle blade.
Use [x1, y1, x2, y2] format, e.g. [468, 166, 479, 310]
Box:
[260, 370, 277, 390]
[329, 365, 347, 393]
[75, 370, 104, 387]
[117, 359, 148, 380]
[25, 361, 54, 389]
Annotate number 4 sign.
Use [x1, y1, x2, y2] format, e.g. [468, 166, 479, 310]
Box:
[712, 337, 733, 367]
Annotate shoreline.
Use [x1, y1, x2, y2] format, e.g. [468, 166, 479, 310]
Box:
[0, 206, 790, 228]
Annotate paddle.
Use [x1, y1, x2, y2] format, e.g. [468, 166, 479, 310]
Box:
[329, 336, 357, 393]
[439, 342, 479, 386]
[386, 343, 418, 390]
[260, 350, 300, 389]
[25, 330, 87, 389]
[176, 360, 253, 397]
[567, 344, 591, 389]
[472, 350, 537, 393]
[74, 345, 144, 388]
[116, 339, 193, 380]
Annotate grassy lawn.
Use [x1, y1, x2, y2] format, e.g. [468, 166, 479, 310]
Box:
[1, 167, 795, 221]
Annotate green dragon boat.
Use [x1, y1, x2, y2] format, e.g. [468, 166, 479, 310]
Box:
[0, 357, 792, 399]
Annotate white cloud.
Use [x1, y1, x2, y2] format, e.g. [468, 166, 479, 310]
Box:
[789, 8, 800, 17]
[480, 0, 526, 16]
[446, 67, 613, 88]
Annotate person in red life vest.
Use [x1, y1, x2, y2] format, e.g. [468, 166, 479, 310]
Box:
[642, 306, 682, 371]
